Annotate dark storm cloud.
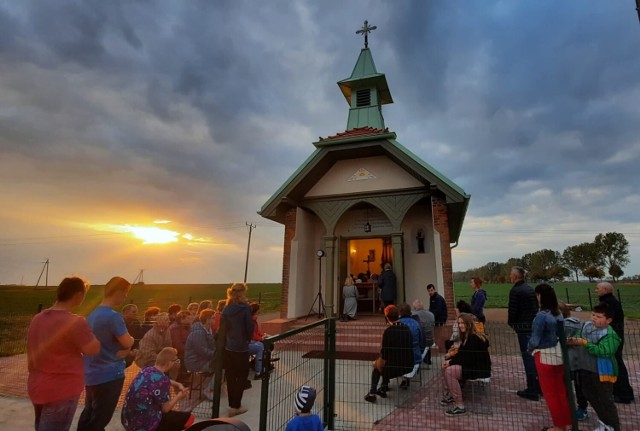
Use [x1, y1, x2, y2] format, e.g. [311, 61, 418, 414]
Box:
[381, 1, 640, 226]
[0, 0, 638, 282]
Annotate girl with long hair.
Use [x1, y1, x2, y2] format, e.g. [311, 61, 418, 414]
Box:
[528, 283, 571, 431]
[440, 313, 491, 417]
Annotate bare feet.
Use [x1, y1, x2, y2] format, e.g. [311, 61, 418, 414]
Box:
[228, 406, 248, 417]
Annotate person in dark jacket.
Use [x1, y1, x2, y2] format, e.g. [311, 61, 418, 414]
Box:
[364, 305, 413, 402]
[378, 263, 397, 307]
[440, 313, 491, 417]
[507, 266, 540, 400]
[596, 282, 635, 404]
[221, 282, 254, 417]
[427, 284, 448, 326]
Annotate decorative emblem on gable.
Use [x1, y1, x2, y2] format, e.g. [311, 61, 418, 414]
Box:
[348, 168, 376, 181]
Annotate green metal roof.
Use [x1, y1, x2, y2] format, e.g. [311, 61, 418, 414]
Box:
[337, 48, 393, 106]
[259, 135, 470, 243]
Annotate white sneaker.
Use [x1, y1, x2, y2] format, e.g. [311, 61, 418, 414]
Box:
[593, 419, 614, 431]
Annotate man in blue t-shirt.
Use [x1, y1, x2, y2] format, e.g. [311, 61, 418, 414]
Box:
[78, 276, 134, 431]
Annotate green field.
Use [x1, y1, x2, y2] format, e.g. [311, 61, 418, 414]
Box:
[453, 282, 640, 319]
[0, 283, 282, 316]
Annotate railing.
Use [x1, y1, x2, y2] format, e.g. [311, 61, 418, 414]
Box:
[2, 313, 639, 431]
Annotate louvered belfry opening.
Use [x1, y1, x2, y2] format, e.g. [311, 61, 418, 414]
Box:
[356, 89, 371, 107]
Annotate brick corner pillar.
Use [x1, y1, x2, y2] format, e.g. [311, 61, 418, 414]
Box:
[280, 208, 297, 319]
[431, 194, 456, 322]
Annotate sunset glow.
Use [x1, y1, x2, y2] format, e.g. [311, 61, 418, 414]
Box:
[86, 222, 216, 245]
[128, 226, 180, 244]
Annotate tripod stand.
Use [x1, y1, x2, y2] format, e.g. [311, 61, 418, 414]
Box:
[306, 254, 326, 320]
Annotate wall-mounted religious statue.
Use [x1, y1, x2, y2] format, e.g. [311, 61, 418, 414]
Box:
[416, 229, 425, 254]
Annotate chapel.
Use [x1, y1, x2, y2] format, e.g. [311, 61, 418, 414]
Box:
[259, 23, 469, 322]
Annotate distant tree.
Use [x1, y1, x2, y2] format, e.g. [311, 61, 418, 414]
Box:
[528, 249, 563, 281]
[563, 242, 601, 283]
[609, 263, 624, 282]
[594, 232, 630, 276]
[484, 261, 502, 283]
[583, 266, 605, 282]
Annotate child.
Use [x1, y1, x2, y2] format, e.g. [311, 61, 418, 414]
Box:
[121, 347, 195, 431]
[559, 302, 589, 421]
[567, 303, 621, 431]
[285, 386, 324, 431]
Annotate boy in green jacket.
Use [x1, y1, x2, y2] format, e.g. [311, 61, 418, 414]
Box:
[567, 303, 621, 431]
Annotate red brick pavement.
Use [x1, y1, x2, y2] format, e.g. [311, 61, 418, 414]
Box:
[372, 355, 640, 431]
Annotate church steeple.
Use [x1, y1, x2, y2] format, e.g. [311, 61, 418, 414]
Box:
[337, 21, 393, 131]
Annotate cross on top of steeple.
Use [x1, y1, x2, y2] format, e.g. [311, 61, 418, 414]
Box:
[356, 20, 377, 49]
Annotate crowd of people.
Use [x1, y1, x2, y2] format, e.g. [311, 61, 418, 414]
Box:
[508, 266, 633, 431]
[27, 276, 271, 431]
[26, 267, 635, 431]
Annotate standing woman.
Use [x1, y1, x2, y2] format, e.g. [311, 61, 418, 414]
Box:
[528, 284, 571, 431]
[470, 277, 487, 324]
[221, 282, 253, 417]
[342, 276, 358, 321]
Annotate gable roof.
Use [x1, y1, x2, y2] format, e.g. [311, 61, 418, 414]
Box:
[259, 130, 470, 243]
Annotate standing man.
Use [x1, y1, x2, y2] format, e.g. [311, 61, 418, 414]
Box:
[27, 276, 100, 431]
[78, 276, 135, 431]
[507, 266, 540, 401]
[427, 284, 447, 326]
[596, 282, 635, 404]
[378, 263, 397, 307]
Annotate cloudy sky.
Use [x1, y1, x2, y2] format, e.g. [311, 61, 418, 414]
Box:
[1, 1, 639, 285]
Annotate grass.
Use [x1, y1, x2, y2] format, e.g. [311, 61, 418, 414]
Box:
[453, 281, 640, 318]
[0, 283, 282, 316]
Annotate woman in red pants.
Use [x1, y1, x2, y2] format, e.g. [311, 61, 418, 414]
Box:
[528, 283, 571, 431]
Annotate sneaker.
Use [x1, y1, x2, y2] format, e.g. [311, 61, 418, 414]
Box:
[399, 379, 409, 390]
[440, 394, 455, 406]
[575, 408, 588, 421]
[445, 405, 467, 416]
[593, 419, 614, 431]
[253, 372, 264, 380]
[376, 387, 388, 398]
[364, 393, 377, 403]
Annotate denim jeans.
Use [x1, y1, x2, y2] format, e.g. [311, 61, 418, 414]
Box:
[517, 332, 540, 394]
[33, 395, 80, 431]
[77, 378, 124, 431]
[248, 341, 264, 373]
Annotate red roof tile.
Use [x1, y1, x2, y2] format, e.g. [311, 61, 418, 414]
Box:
[319, 126, 389, 142]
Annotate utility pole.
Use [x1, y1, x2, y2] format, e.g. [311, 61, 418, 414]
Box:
[244, 222, 256, 283]
[35, 258, 49, 288]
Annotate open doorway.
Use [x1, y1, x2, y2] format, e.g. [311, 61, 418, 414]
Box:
[341, 237, 393, 315]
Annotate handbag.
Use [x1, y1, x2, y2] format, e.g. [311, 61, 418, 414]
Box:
[535, 343, 563, 366]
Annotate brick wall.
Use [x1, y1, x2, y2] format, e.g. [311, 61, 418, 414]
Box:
[431, 193, 455, 321]
[280, 208, 297, 318]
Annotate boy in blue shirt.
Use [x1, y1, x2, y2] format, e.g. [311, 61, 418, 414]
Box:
[285, 386, 324, 431]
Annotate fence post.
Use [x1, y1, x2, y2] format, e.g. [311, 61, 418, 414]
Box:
[557, 321, 579, 431]
[565, 287, 570, 304]
[37, 303, 43, 313]
[616, 288, 622, 305]
[324, 318, 336, 430]
[587, 289, 593, 310]
[259, 340, 273, 431]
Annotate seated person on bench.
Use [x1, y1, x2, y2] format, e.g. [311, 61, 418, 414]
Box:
[440, 313, 491, 417]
